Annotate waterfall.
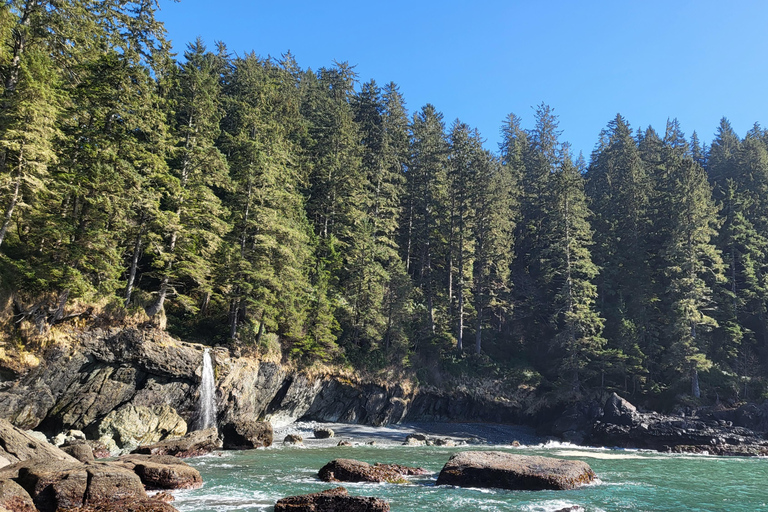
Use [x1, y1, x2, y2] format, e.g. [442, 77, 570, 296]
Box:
[198, 348, 217, 430]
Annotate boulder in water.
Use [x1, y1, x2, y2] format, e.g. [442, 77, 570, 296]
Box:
[132, 428, 221, 458]
[318, 459, 426, 484]
[274, 487, 389, 512]
[283, 434, 303, 446]
[436, 451, 596, 490]
[220, 420, 272, 449]
[314, 427, 335, 439]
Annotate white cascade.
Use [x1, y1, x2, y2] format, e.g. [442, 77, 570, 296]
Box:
[198, 348, 217, 430]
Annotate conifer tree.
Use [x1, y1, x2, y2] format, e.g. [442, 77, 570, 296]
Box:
[407, 104, 449, 338]
[146, 39, 229, 318]
[218, 53, 314, 345]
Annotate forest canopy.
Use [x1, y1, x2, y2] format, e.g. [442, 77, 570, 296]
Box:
[2, 0, 768, 405]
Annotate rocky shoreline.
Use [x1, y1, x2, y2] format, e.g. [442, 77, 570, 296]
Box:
[1, 326, 767, 459]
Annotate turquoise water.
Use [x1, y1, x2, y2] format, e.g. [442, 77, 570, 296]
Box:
[172, 439, 768, 512]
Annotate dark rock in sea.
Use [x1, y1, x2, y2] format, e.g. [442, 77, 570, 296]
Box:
[586, 394, 768, 456]
[133, 427, 221, 458]
[116, 454, 203, 490]
[403, 433, 427, 445]
[283, 434, 303, 446]
[337, 440, 352, 446]
[314, 427, 335, 439]
[0, 418, 79, 467]
[274, 487, 389, 512]
[10, 459, 146, 512]
[220, 420, 272, 449]
[0, 478, 36, 512]
[435, 451, 596, 491]
[61, 442, 95, 462]
[318, 459, 427, 484]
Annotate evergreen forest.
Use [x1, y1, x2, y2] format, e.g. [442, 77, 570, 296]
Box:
[3, 0, 768, 407]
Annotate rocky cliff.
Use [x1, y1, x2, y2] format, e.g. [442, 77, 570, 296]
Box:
[0, 327, 524, 450]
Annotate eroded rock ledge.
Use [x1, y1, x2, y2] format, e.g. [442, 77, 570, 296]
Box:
[0, 326, 525, 453]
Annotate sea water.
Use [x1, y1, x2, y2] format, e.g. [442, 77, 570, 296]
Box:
[172, 428, 768, 512]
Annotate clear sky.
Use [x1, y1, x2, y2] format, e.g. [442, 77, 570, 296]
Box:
[156, 0, 768, 160]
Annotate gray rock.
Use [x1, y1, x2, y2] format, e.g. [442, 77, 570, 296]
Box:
[221, 420, 272, 449]
[96, 404, 187, 454]
[603, 393, 638, 426]
[436, 451, 596, 490]
[0, 418, 78, 467]
[133, 427, 221, 458]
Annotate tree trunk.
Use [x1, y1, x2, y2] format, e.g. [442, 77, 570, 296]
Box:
[0, 173, 21, 249]
[124, 218, 146, 307]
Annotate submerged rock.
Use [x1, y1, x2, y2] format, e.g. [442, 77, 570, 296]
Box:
[133, 427, 221, 458]
[318, 459, 427, 484]
[274, 487, 389, 512]
[435, 451, 596, 491]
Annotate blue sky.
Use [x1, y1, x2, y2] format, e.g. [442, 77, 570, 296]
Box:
[157, 0, 768, 160]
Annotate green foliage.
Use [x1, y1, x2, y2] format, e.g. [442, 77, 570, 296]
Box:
[4, 1, 768, 402]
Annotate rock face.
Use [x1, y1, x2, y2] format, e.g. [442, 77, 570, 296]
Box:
[96, 404, 187, 454]
[435, 451, 596, 491]
[585, 395, 768, 456]
[133, 428, 221, 458]
[274, 487, 389, 512]
[0, 326, 528, 444]
[220, 420, 272, 449]
[318, 459, 427, 484]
